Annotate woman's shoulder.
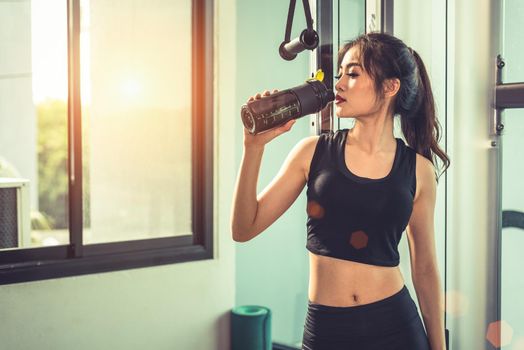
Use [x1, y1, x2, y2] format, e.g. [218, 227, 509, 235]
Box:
[407, 146, 434, 173]
[402, 143, 433, 174]
[294, 130, 334, 156]
[294, 135, 321, 161]
[294, 130, 338, 181]
[410, 150, 437, 201]
[295, 129, 340, 162]
[296, 136, 320, 182]
[300, 129, 339, 148]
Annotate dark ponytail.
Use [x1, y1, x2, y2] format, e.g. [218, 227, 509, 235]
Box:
[337, 32, 450, 182]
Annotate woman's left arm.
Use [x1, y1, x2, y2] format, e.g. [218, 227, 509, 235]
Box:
[406, 155, 446, 350]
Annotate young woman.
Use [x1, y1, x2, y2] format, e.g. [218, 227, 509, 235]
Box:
[231, 32, 450, 350]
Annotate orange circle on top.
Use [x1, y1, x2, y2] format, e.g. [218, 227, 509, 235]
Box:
[307, 201, 325, 219]
[349, 230, 368, 249]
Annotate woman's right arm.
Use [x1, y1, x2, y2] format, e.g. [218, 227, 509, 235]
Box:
[230, 89, 318, 242]
[230, 136, 318, 242]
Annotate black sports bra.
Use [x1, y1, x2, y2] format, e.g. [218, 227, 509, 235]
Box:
[305, 128, 417, 266]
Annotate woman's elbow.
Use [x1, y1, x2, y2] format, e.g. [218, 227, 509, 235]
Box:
[232, 235, 248, 243]
[231, 227, 253, 242]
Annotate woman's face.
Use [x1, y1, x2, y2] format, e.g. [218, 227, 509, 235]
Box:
[334, 46, 382, 118]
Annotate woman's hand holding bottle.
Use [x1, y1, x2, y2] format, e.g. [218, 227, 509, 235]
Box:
[242, 89, 296, 149]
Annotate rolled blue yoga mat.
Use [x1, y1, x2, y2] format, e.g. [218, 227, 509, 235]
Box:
[231, 305, 272, 350]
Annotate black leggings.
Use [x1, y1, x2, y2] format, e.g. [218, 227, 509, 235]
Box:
[301, 285, 430, 350]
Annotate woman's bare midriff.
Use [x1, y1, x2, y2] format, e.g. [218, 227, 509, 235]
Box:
[308, 252, 405, 307]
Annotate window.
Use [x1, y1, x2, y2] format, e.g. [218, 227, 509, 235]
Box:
[0, 0, 213, 285]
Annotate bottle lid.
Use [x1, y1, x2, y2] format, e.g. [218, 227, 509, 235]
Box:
[314, 69, 324, 82]
[307, 69, 324, 83]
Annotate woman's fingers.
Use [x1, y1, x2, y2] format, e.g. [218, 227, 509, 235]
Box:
[268, 119, 295, 140]
[283, 119, 296, 130]
[276, 119, 296, 134]
[243, 116, 295, 149]
[247, 89, 277, 103]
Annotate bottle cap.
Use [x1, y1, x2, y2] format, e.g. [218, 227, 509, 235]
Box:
[314, 69, 324, 82]
[307, 69, 324, 83]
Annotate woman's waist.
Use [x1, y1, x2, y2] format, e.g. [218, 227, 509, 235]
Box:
[308, 254, 405, 306]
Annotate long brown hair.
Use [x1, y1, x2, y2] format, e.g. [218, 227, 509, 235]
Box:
[337, 32, 450, 182]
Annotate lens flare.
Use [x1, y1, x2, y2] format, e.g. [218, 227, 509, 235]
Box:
[349, 230, 368, 249]
[486, 320, 513, 348]
[445, 290, 469, 317]
[307, 201, 325, 219]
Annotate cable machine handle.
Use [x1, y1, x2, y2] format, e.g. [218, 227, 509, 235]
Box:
[279, 0, 319, 61]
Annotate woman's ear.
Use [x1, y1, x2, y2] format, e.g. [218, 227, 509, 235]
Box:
[383, 78, 401, 98]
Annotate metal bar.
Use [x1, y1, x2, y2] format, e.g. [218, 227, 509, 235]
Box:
[67, 0, 83, 258]
[381, 0, 394, 34]
[192, 0, 214, 251]
[493, 123, 503, 350]
[490, 3, 504, 350]
[203, 0, 214, 252]
[0, 243, 209, 286]
[83, 236, 194, 256]
[0, 245, 68, 265]
[493, 57, 505, 136]
[193, 0, 201, 245]
[0, 236, 192, 264]
[502, 210, 524, 229]
[315, 0, 333, 133]
[495, 82, 524, 109]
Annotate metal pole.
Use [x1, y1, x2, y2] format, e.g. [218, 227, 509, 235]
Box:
[312, 0, 333, 134]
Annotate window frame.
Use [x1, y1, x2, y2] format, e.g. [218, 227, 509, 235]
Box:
[0, 0, 214, 285]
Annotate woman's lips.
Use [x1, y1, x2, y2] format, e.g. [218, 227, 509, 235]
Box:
[335, 96, 346, 104]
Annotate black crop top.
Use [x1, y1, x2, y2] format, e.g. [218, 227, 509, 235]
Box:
[305, 128, 417, 267]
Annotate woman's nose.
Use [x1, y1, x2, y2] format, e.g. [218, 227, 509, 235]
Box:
[334, 80, 343, 92]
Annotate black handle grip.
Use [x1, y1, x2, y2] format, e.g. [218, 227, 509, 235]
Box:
[279, 29, 319, 61]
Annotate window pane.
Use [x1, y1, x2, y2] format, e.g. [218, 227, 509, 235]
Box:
[0, 0, 70, 251]
[501, 0, 524, 342]
[502, 0, 524, 83]
[81, 0, 192, 244]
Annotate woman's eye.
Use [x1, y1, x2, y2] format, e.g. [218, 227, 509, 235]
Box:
[334, 73, 358, 80]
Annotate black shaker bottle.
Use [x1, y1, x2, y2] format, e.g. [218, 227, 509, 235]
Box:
[240, 71, 335, 135]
